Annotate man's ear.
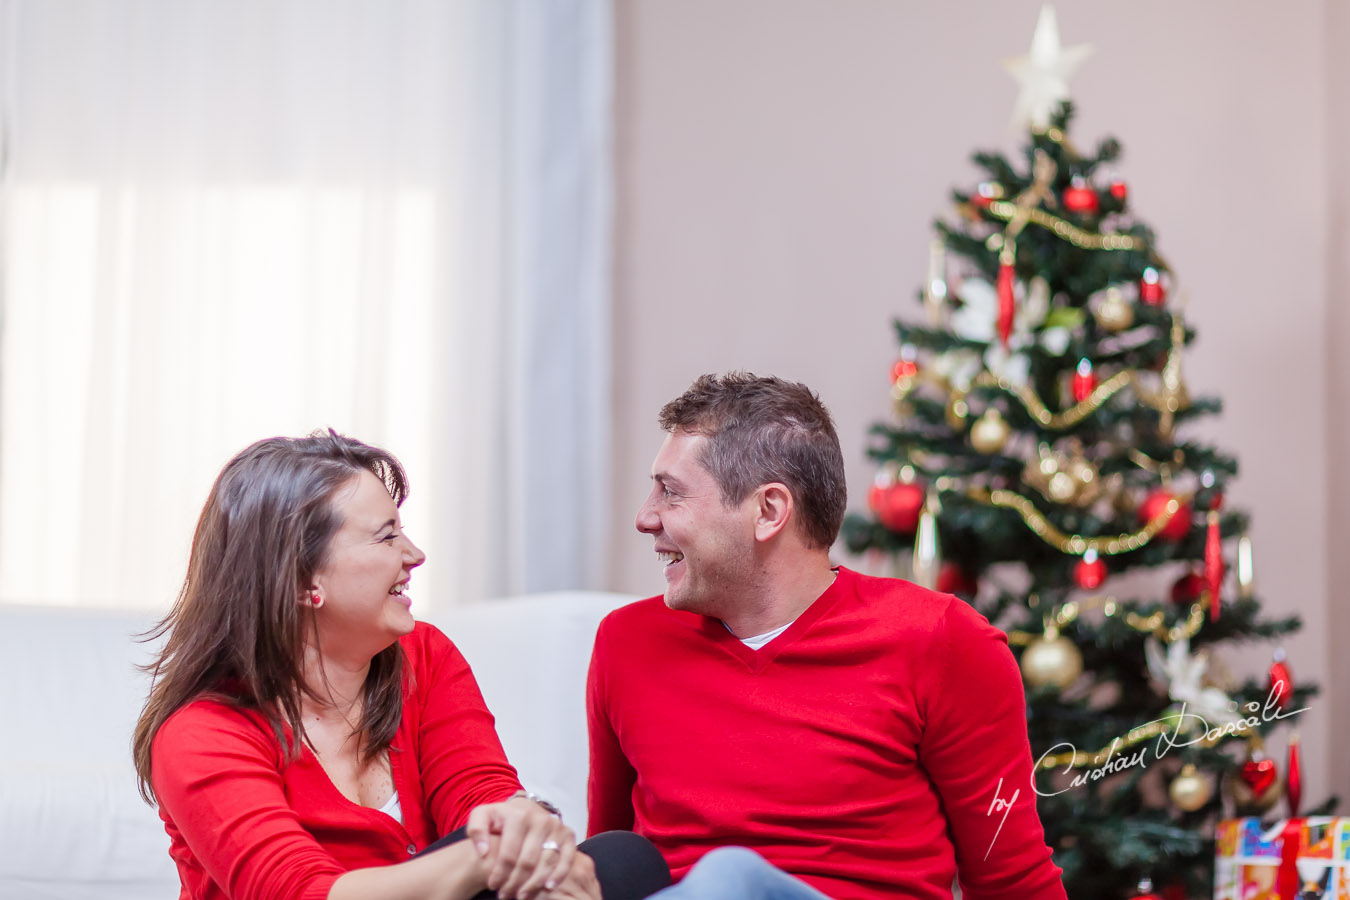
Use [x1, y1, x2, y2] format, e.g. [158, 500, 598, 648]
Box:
[752, 483, 794, 543]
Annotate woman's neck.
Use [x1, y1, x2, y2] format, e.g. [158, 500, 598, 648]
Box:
[299, 641, 371, 723]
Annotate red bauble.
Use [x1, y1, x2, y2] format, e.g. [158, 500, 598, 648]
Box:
[1170, 570, 1206, 605]
[1074, 550, 1107, 589]
[1062, 181, 1100, 215]
[891, 358, 918, 384]
[1139, 490, 1191, 542]
[868, 480, 925, 533]
[1268, 650, 1294, 710]
[1072, 358, 1097, 402]
[1140, 267, 1166, 305]
[936, 562, 979, 598]
[1240, 757, 1277, 796]
[1109, 179, 1128, 201]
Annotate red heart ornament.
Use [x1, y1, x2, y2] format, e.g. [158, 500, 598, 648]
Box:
[1240, 759, 1277, 796]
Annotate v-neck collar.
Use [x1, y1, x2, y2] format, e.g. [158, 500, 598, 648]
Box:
[699, 567, 848, 672]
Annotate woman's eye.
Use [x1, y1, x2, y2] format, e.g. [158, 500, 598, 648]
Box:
[381, 533, 398, 542]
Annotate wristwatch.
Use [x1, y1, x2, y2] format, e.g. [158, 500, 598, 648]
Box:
[515, 790, 563, 821]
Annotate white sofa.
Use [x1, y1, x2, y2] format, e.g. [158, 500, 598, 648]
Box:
[0, 592, 638, 900]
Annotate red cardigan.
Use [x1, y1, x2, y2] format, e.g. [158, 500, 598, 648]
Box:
[151, 622, 522, 900]
[587, 567, 1067, 900]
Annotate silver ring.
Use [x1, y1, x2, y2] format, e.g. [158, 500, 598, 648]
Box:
[541, 839, 561, 853]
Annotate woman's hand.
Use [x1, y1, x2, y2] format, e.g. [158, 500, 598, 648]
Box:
[541, 851, 601, 900]
[465, 795, 577, 900]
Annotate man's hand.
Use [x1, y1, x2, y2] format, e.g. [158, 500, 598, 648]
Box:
[465, 796, 576, 900]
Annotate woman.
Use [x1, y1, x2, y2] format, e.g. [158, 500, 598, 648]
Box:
[133, 432, 667, 900]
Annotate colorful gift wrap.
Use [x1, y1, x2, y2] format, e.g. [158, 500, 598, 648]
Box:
[1214, 818, 1349, 899]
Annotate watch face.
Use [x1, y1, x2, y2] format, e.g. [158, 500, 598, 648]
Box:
[528, 793, 562, 819]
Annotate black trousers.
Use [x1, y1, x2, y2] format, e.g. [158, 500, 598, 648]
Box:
[423, 826, 671, 900]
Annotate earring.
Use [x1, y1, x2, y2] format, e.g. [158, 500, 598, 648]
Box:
[311, 592, 324, 609]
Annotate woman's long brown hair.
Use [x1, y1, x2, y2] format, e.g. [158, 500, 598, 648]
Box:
[133, 431, 409, 804]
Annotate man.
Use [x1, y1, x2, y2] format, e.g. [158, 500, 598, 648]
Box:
[587, 373, 1066, 900]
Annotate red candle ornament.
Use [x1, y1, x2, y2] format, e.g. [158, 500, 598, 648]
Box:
[1062, 177, 1100, 215]
[1140, 267, 1166, 305]
[1286, 734, 1303, 817]
[1205, 495, 1225, 621]
[1138, 490, 1191, 543]
[1074, 548, 1106, 590]
[996, 260, 1015, 347]
[1072, 358, 1097, 403]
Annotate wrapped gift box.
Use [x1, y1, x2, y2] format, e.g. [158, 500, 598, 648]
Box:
[1214, 817, 1350, 899]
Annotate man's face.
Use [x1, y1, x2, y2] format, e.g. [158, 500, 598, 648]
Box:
[635, 430, 756, 616]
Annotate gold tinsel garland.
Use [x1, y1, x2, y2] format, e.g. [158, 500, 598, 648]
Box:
[1006, 594, 1207, 646]
[962, 486, 1190, 556]
[946, 369, 1137, 430]
[985, 199, 1141, 251]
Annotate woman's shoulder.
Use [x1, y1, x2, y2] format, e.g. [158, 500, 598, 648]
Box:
[398, 620, 470, 671]
[154, 694, 279, 758]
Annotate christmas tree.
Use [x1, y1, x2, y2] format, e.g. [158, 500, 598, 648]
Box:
[841, 9, 1332, 899]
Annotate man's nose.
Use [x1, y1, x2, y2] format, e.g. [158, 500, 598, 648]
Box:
[635, 493, 660, 534]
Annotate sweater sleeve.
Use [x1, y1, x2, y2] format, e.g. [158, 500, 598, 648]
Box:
[916, 599, 1067, 900]
[585, 614, 637, 836]
[412, 624, 523, 835]
[151, 702, 343, 900]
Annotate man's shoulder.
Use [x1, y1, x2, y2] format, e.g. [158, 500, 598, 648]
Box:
[837, 566, 962, 630]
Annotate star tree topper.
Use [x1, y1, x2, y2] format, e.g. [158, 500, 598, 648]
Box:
[1003, 5, 1093, 131]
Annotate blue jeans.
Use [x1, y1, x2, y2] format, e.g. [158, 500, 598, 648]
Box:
[652, 847, 832, 900]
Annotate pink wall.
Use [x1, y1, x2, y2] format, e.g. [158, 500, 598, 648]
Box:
[610, 1, 1345, 803]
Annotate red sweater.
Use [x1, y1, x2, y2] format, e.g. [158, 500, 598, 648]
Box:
[586, 567, 1066, 900]
[151, 622, 522, 900]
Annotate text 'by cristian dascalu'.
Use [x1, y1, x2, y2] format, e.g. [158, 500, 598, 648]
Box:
[979, 681, 1306, 861]
[1032, 681, 1306, 797]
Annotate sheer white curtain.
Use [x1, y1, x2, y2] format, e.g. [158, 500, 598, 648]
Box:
[0, 0, 612, 611]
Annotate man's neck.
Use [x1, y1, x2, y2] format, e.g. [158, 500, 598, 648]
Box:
[720, 557, 837, 639]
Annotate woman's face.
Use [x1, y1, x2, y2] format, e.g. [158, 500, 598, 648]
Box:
[310, 469, 426, 660]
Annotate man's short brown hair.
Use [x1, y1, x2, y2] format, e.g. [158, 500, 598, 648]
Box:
[658, 372, 847, 549]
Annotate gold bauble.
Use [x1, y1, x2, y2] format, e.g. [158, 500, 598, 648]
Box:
[1094, 288, 1135, 332]
[970, 409, 1010, 454]
[1020, 632, 1083, 690]
[1224, 767, 1284, 816]
[1047, 471, 1077, 503]
[1168, 764, 1213, 812]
